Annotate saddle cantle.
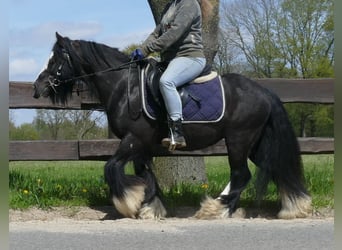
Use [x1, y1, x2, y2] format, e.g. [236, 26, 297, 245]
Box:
[140, 57, 225, 123]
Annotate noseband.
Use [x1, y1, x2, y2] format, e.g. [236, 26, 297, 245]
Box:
[48, 49, 74, 94]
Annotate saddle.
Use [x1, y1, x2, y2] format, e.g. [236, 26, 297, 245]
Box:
[140, 57, 225, 123]
[142, 59, 166, 110]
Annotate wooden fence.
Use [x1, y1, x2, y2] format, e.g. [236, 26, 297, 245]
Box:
[9, 78, 334, 161]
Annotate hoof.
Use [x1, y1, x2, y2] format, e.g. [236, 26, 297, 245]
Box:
[112, 185, 145, 218]
[278, 193, 312, 219]
[138, 197, 167, 219]
[194, 196, 246, 219]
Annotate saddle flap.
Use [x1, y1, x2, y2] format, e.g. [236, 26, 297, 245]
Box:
[144, 58, 165, 107]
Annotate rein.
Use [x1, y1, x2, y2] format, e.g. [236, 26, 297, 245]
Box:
[48, 57, 142, 94]
[55, 59, 141, 84]
[47, 48, 144, 119]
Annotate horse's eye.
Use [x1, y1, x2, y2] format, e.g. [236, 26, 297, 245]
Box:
[56, 64, 63, 75]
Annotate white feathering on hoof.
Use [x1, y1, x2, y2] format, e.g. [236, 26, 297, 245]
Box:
[194, 196, 246, 219]
[112, 185, 146, 218]
[138, 196, 167, 219]
[278, 192, 312, 219]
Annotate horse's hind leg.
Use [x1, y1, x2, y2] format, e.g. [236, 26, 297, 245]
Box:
[221, 146, 251, 215]
[195, 142, 251, 219]
[133, 159, 167, 219]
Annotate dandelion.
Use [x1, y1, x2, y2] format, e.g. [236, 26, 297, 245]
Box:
[201, 183, 209, 189]
[23, 189, 29, 194]
[82, 188, 87, 193]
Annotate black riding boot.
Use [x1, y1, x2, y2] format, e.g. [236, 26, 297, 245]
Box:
[162, 119, 186, 151]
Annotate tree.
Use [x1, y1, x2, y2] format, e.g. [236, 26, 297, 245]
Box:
[146, 0, 220, 188]
[33, 109, 107, 140]
[64, 110, 106, 139]
[34, 110, 68, 140]
[220, 0, 334, 78]
[9, 123, 39, 140]
[285, 103, 333, 137]
[219, 0, 334, 138]
[277, 0, 334, 78]
[214, 29, 247, 75]
[220, 0, 283, 77]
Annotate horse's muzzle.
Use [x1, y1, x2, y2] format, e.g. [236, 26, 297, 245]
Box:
[32, 83, 49, 99]
[33, 84, 40, 99]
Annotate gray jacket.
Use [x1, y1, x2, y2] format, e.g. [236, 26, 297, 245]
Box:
[141, 0, 205, 62]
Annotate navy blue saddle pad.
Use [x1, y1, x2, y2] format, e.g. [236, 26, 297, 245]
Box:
[141, 68, 225, 123]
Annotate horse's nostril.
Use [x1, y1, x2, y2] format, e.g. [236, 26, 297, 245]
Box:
[32, 85, 40, 99]
[33, 92, 40, 99]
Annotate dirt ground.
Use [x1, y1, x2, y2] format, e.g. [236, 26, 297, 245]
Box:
[9, 205, 334, 222]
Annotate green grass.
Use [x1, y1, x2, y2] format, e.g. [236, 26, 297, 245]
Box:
[9, 161, 109, 209]
[9, 155, 334, 211]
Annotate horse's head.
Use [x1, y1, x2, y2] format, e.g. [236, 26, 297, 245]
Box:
[33, 32, 79, 104]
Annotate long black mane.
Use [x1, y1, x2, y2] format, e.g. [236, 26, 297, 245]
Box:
[49, 36, 131, 104]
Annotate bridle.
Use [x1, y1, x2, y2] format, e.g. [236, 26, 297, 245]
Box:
[47, 49, 73, 93]
[47, 49, 141, 94]
[41, 47, 145, 119]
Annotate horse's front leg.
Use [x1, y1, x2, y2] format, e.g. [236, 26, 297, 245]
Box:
[133, 159, 167, 219]
[104, 134, 148, 218]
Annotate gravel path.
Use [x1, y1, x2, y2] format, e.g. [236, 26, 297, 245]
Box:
[9, 206, 334, 250]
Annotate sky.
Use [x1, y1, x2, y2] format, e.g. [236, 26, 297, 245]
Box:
[9, 0, 155, 126]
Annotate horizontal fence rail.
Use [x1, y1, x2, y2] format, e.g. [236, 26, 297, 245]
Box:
[9, 79, 334, 161]
[9, 138, 334, 161]
[9, 78, 334, 110]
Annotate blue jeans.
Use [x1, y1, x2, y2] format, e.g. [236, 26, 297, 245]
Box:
[159, 56, 206, 121]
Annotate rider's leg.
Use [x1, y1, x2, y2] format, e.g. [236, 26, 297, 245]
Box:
[159, 56, 206, 150]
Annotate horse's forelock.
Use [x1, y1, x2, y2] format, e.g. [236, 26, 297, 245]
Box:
[44, 38, 77, 104]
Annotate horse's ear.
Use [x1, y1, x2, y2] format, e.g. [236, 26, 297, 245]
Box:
[55, 32, 65, 45]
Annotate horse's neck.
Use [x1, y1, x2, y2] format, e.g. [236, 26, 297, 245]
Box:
[92, 72, 126, 109]
[78, 43, 132, 110]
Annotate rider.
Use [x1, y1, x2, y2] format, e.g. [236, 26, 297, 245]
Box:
[131, 0, 212, 150]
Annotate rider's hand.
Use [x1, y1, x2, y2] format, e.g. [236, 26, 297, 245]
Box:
[130, 48, 145, 60]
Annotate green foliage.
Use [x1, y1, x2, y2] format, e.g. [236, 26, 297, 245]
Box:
[9, 123, 39, 140]
[122, 43, 143, 55]
[9, 110, 108, 141]
[302, 155, 334, 208]
[9, 155, 334, 211]
[311, 56, 335, 78]
[9, 161, 109, 209]
[285, 103, 334, 137]
[122, 43, 160, 59]
[218, 0, 334, 78]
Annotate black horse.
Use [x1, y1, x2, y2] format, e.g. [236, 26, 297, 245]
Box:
[33, 33, 311, 219]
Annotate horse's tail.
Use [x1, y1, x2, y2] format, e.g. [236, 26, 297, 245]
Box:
[250, 90, 312, 219]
